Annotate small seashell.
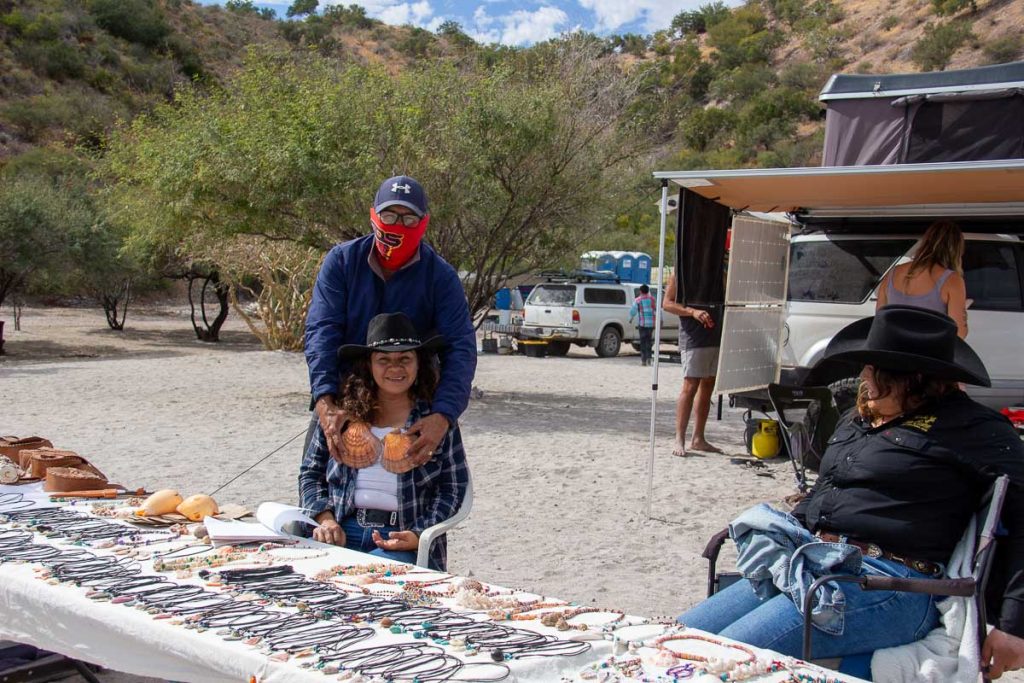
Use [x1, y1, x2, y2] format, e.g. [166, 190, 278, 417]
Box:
[380, 430, 417, 474]
[339, 422, 381, 468]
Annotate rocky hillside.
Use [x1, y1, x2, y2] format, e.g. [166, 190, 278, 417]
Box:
[0, 0, 1021, 164]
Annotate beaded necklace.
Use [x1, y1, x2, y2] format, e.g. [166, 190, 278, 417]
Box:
[654, 632, 757, 666]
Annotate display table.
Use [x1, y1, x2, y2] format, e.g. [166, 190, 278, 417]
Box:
[0, 493, 864, 683]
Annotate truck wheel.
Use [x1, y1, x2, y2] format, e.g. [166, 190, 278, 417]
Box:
[596, 326, 622, 358]
[828, 376, 860, 415]
[547, 341, 570, 356]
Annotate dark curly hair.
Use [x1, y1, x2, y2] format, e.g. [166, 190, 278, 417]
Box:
[856, 366, 958, 422]
[340, 349, 439, 423]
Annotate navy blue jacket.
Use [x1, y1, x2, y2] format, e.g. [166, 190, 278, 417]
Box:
[304, 235, 477, 425]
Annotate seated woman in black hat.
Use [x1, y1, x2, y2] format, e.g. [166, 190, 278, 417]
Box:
[677, 306, 1024, 680]
[298, 312, 469, 571]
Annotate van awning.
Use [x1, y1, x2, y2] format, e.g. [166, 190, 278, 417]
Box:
[653, 159, 1024, 214]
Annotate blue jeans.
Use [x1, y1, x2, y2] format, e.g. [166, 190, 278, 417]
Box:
[339, 515, 417, 565]
[678, 557, 940, 680]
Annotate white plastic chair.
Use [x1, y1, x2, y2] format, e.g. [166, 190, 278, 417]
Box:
[416, 471, 473, 568]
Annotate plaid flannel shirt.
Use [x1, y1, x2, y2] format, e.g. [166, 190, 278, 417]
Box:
[629, 293, 656, 328]
[298, 401, 469, 570]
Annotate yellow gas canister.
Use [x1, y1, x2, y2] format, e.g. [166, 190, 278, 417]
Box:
[743, 411, 781, 459]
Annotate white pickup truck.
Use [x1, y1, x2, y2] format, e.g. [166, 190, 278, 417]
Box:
[520, 278, 679, 357]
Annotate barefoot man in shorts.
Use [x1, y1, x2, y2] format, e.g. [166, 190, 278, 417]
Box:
[663, 276, 721, 456]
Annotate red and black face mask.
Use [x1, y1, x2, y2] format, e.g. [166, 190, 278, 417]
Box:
[370, 208, 429, 270]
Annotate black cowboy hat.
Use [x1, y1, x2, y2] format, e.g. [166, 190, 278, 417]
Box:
[809, 305, 990, 387]
[338, 312, 446, 360]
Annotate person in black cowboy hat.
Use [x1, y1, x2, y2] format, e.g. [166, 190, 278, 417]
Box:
[678, 306, 1024, 679]
[299, 313, 469, 570]
[304, 175, 476, 472]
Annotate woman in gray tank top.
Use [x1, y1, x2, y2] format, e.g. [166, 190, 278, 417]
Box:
[876, 221, 968, 338]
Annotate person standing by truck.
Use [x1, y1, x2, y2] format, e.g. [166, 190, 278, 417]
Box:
[876, 220, 969, 338]
[664, 276, 722, 456]
[629, 284, 657, 366]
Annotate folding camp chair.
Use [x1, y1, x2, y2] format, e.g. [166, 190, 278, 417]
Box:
[766, 384, 841, 493]
[701, 475, 1010, 681]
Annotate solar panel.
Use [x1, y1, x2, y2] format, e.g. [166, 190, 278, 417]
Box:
[725, 217, 790, 305]
[714, 307, 786, 395]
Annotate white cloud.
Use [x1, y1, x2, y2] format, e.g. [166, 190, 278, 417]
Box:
[322, 0, 435, 27]
[468, 5, 568, 46]
[377, 0, 433, 24]
[576, 0, 740, 34]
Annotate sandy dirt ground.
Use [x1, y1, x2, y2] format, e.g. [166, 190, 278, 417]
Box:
[0, 305, 891, 681]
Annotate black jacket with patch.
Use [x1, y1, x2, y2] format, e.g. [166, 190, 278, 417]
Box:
[793, 391, 1024, 636]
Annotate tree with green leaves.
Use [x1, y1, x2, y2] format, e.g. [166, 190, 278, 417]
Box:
[287, 0, 318, 18]
[103, 41, 653, 347]
[0, 152, 93, 315]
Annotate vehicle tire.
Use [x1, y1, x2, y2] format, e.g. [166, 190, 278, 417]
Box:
[828, 376, 860, 415]
[547, 341, 571, 356]
[595, 326, 622, 358]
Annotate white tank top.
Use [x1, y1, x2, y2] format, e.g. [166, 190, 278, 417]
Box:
[353, 426, 400, 512]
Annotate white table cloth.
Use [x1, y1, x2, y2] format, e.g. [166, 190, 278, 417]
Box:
[0, 497, 864, 682]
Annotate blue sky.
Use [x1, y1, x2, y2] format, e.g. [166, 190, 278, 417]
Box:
[197, 0, 742, 47]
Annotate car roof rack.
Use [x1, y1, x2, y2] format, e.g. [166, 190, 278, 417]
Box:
[539, 269, 622, 284]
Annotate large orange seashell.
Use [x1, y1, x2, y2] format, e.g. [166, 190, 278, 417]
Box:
[381, 430, 417, 474]
[339, 422, 381, 468]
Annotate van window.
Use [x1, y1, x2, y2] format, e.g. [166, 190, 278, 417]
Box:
[963, 243, 1023, 312]
[527, 285, 576, 306]
[583, 287, 626, 305]
[788, 239, 915, 303]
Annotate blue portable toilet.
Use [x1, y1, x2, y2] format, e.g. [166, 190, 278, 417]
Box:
[610, 251, 630, 282]
[595, 252, 617, 274]
[494, 288, 512, 310]
[633, 252, 652, 284]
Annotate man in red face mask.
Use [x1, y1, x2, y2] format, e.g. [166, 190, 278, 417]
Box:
[369, 175, 431, 272]
[303, 175, 477, 514]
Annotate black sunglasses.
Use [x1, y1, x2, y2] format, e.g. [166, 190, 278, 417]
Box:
[378, 210, 421, 227]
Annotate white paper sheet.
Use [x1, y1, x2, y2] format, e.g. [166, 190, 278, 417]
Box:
[203, 502, 318, 545]
[256, 501, 318, 532]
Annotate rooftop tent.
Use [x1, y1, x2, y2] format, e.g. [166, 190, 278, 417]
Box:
[820, 61, 1024, 166]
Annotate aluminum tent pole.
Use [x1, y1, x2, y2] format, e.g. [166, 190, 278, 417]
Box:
[645, 180, 671, 520]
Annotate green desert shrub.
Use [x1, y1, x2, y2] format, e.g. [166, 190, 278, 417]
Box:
[680, 106, 737, 152]
[911, 21, 973, 71]
[931, 0, 976, 16]
[15, 39, 86, 80]
[983, 35, 1023, 65]
[87, 0, 169, 48]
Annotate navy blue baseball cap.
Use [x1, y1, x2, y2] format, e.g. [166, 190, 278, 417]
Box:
[374, 175, 428, 217]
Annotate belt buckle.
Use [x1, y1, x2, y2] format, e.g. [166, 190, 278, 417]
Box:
[356, 509, 383, 528]
[866, 543, 883, 559]
[912, 559, 937, 575]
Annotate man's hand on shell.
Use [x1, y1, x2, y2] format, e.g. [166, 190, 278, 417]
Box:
[315, 396, 349, 461]
[405, 413, 448, 466]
